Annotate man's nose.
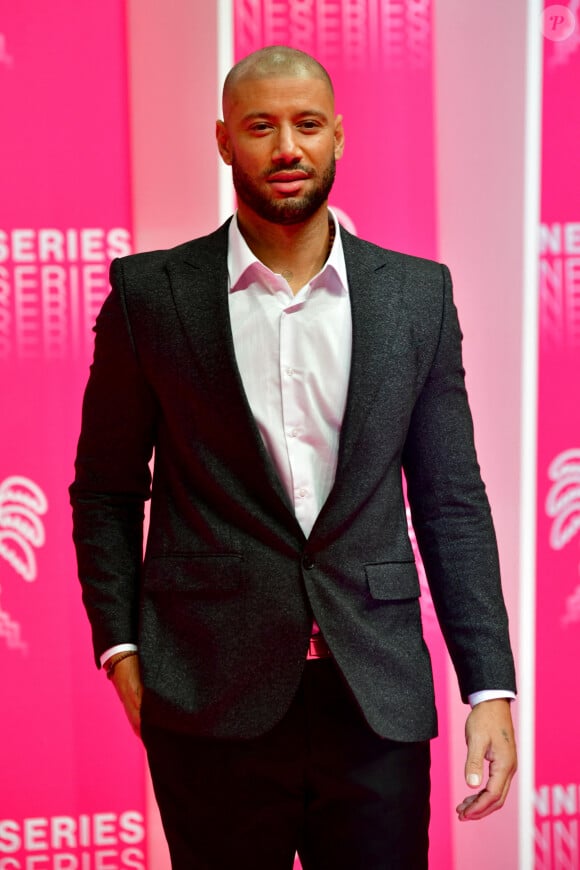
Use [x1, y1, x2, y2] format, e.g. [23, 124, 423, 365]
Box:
[272, 124, 301, 162]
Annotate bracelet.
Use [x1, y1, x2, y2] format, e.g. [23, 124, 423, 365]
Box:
[104, 651, 138, 680]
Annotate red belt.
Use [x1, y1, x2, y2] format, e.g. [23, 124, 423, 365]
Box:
[307, 633, 332, 659]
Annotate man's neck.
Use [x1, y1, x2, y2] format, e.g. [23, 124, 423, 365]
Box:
[236, 207, 333, 295]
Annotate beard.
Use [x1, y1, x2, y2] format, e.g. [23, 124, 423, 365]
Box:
[231, 156, 336, 225]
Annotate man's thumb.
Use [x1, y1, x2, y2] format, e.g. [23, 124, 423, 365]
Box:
[465, 754, 483, 788]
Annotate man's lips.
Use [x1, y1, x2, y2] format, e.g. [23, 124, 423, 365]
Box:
[267, 171, 311, 195]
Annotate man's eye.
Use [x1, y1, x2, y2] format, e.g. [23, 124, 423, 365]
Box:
[299, 121, 320, 131]
[250, 123, 271, 132]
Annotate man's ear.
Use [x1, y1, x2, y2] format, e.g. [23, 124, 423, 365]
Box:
[216, 120, 233, 165]
[334, 115, 345, 161]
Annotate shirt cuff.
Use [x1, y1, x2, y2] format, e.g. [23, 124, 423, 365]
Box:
[100, 643, 138, 667]
[468, 689, 516, 707]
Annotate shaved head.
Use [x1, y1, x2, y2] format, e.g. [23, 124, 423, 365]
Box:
[222, 46, 334, 116]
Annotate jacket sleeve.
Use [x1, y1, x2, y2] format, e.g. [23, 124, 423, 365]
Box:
[70, 258, 158, 666]
[402, 264, 516, 701]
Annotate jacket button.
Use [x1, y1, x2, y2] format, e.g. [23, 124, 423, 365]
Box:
[302, 554, 314, 570]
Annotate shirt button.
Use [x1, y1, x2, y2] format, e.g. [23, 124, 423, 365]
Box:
[302, 554, 314, 570]
[289, 429, 299, 438]
[298, 488, 307, 498]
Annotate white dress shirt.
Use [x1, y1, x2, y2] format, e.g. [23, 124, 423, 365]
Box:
[227, 211, 351, 538]
[103, 210, 515, 707]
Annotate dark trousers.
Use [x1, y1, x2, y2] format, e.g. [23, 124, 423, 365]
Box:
[142, 659, 430, 870]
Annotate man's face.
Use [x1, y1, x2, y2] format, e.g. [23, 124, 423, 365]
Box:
[216, 75, 344, 226]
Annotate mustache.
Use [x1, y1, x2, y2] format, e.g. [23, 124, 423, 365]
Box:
[262, 164, 315, 179]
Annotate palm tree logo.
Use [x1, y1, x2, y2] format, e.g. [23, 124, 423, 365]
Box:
[0, 475, 48, 581]
[0, 476, 48, 652]
[546, 449, 580, 626]
[546, 449, 580, 551]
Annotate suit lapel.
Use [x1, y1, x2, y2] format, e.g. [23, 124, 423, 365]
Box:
[333, 229, 407, 483]
[166, 223, 300, 526]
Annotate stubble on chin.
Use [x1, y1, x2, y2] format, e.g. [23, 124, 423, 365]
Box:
[231, 159, 336, 226]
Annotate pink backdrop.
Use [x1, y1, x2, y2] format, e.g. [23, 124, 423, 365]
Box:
[1, 1, 545, 868]
[535, 4, 580, 866]
[0, 4, 147, 868]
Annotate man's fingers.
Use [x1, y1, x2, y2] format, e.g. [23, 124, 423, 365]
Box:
[456, 793, 479, 814]
[457, 784, 504, 820]
[464, 737, 485, 789]
[458, 748, 517, 820]
[111, 655, 143, 739]
[124, 689, 143, 738]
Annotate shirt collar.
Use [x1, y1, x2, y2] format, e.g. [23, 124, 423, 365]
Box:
[228, 209, 349, 297]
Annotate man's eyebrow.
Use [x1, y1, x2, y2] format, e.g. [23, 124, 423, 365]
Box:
[241, 109, 329, 123]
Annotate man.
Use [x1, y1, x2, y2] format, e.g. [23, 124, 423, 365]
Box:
[70, 46, 517, 869]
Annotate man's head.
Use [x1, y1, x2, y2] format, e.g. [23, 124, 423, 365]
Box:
[221, 46, 334, 115]
[216, 46, 344, 226]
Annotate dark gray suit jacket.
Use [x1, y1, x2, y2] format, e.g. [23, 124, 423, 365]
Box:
[70, 220, 516, 741]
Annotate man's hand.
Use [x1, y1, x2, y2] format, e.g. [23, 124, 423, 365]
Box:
[110, 654, 143, 738]
[456, 699, 517, 821]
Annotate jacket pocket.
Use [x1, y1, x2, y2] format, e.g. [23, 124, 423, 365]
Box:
[364, 561, 420, 600]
